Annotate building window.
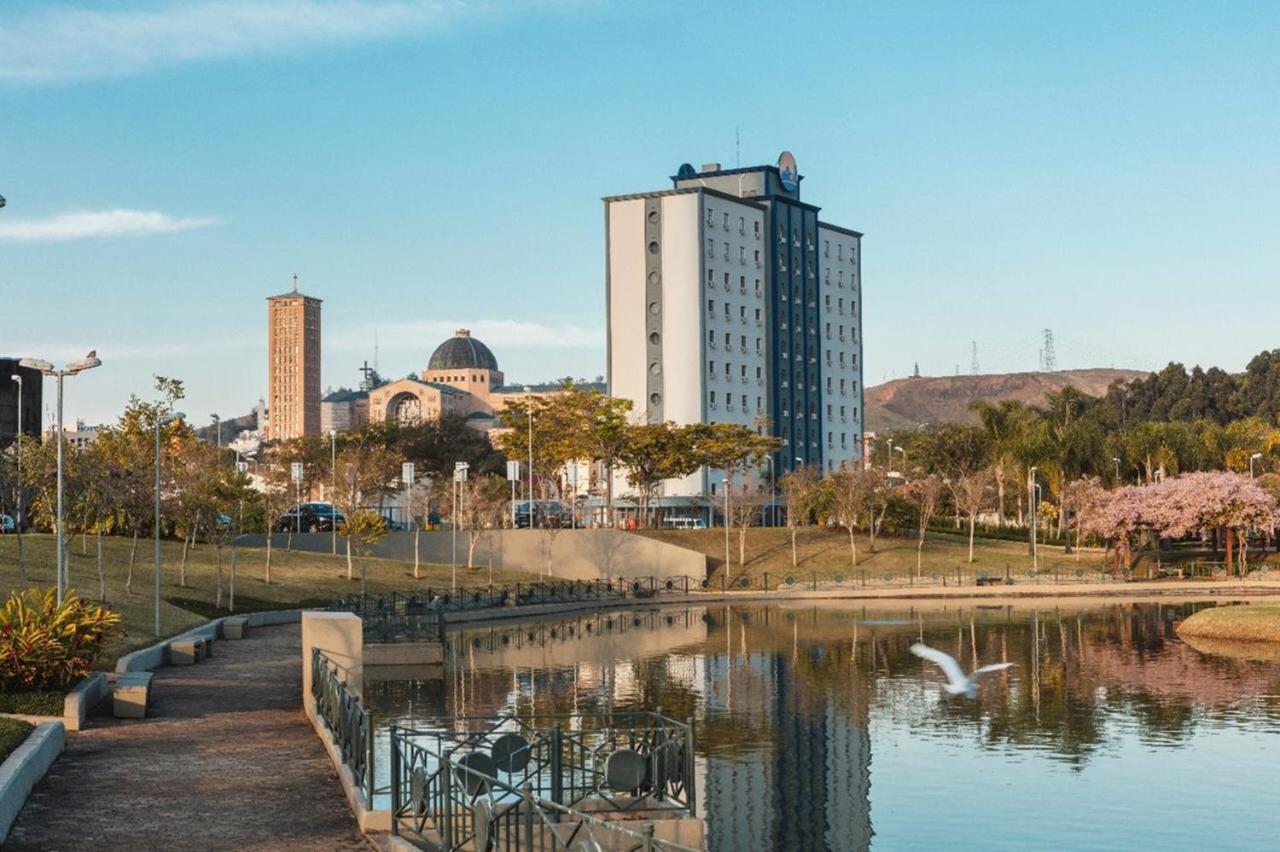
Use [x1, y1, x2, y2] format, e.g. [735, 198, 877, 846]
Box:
[706, 209, 714, 228]
[723, 212, 730, 230]
[840, 378, 846, 394]
[824, 240, 830, 257]
[724, 272, 731, 289]
[839, 271, 844, 288]
[755, 279, 762, 297]
[754, 221, 761, 238]
[725, 361, 732, 377]
[708, 330, 716, 348]
[739, 275, 746, 293]
[739, 246, 746, 264]
[838, 244, 844, 260]
[739, 216, 745, 235]
[754, 250, 761, 267]
[723, 303, 731, 320]
[709, 390, 716, 405]
[706, 238, 713, 258]
[824, 294, 831, 309]
[707, 299, 715, 314]
[723, 241, 730, 261]
[724, 332, 731, 347]
[706, 269, 714, 288]
[740, 305, 747, 322]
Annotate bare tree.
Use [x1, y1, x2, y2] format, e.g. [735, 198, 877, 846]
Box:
[729, 478, 770, 571]
[907, 474, 944, 578]
[826, 466, 877, 569]
[951, 470, 992, 563]
[779, 468, 819, 569]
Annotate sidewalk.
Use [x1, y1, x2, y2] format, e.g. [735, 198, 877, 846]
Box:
[6, 624, 369, 851]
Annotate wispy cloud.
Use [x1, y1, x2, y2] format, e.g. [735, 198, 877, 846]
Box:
[0, 209, 219, 242]
[332, 319, 604, 352]
[0, 1, 517, 84]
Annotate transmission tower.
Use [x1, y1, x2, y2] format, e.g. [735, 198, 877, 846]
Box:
[970, 341, 980, 375]
[1041, 329, 1057, 372]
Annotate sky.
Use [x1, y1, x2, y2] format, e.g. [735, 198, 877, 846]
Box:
[2, 0, 1279, 427]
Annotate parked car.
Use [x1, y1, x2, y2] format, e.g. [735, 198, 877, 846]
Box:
[662, 516, 707, 529]
[274, 502, 345, 533]
[0, 514, 14, 534]
[513, 500, 573, 529]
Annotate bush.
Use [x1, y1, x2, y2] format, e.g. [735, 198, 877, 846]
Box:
[0, 588, 124, 692]
[0, 718, 34, 764]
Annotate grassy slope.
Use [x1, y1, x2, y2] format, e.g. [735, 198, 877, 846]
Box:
[0, 533, 534, 662]
[1176, 604, 1280, 643]
[639, 526, 1106, 580]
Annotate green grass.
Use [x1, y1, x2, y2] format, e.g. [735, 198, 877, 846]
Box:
[0, 718, 34, 764]
[639, 526, 1109, 581]
[0, 691, 65, 716]
[0, 533, 536, 662]
[1176, 604, 1280, 643]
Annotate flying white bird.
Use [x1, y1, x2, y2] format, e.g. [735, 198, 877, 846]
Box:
[910, 642, 1016, 697]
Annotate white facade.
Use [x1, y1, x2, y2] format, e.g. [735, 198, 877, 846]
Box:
[816, 224, 863, 473]
[606, 156, 864, 499]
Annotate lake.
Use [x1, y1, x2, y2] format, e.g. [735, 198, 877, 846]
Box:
[366, 599, 1280, 851]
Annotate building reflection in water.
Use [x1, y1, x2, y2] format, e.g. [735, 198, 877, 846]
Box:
[366, 600, 1280, 852]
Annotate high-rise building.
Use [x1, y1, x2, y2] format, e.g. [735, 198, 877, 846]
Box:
[0, 358, 43, 446]
[604, 152, 864, 496]
[266, 275, 322, 441]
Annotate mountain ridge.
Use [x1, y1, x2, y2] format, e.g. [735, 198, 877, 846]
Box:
[865, 368, 1147, 432]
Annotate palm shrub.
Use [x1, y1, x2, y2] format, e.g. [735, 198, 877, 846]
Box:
[0, 589, 124, 692]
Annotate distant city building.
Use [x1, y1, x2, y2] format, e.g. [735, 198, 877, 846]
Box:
[604, 152, 865, 496]
[367, 329, 602, 432]
[320, 388, 371, 434]
[0, 358, 43, 446]
[44, 419, 102, 449]
[266, 275, 322, 441]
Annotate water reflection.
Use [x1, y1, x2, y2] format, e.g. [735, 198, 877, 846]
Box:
[367, 600, 1280, 851]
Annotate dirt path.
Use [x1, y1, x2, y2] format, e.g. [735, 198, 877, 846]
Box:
[7, 624, 370, 851]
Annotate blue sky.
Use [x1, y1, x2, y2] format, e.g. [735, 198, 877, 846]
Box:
[3, 0, 1279, 426]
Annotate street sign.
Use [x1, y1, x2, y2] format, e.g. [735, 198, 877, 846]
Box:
[454, 468, 468, 483]
[506, 460, 521, 482]
[402, 462, 415, 484]
[290, 462, 303, 483]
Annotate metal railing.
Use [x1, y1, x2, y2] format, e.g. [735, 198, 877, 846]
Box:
[390, 711, 697, 850]
[311, 647, 376, 807]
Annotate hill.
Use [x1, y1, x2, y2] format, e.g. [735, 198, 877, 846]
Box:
[865, 368, 1146, 431]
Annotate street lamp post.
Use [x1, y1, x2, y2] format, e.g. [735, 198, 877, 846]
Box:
[10, 374, 23, 579]
[1250, 452, 1263, 479]
[452, 462, 468, 592]
[155, 411, 185, 636]
[330, 430, 338, 556]
[722, 478, 730, 575]
[20, 353, 101, 604]
[1112, 457, 1121, 483]
[1028, 465, 1039, 569]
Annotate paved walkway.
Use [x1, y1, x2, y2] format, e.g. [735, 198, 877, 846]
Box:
[8, 624, 370, 851]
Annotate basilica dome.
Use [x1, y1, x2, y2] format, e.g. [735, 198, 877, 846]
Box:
[427, 329, 499, 372]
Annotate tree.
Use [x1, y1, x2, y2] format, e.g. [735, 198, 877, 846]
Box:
[195, 463, 255, 611]
[906, 474, 944, 578]
[339, 510, 389, 598]
[332, 438, 400, 579]
[1061, 476, 1105, 560]
[825, 466, 877, 569]
[778, 468, 819, 569]
[728, 478, 770, 571]
[619, 422, 699, 526]
[951, 470, 991, 563]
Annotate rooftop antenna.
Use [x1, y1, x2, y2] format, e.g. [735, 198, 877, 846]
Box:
[1042, 329, 1057, 372]
[291, 272, 298, 293]
[735, 126, 740, 167]
[970, 341, 980, 375]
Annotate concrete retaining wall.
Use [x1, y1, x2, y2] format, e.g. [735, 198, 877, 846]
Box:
[0, 722, 64, 844]
[235, 529, 707, 582]
[116, 609, 302, 673]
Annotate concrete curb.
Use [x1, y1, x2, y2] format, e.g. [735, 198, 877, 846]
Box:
[115, 610, 303, 673]
[0, 673, 109, 733]
[0, 721, 65, 844]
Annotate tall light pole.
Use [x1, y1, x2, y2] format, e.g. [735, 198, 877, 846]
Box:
[1251, 452, 1263, 479]
[1112, 456, 1121, 483]
[10, 374, 24, 579]
[155, 411, 185, 636]
[452, 462, 468, 592]
[523, 389, 534, 511]
[20, 353, 101, 604]
[722, 477, 730, 575]
[1028, 465, 1039, 568]
[330, 430, 338, 555]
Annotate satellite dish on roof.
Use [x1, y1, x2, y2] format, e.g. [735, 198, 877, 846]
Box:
[676, 163, 697, 179]
[778, 150, 799, 191]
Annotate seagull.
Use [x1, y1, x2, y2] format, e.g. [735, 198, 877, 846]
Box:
[910, 642, 1015, 697]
